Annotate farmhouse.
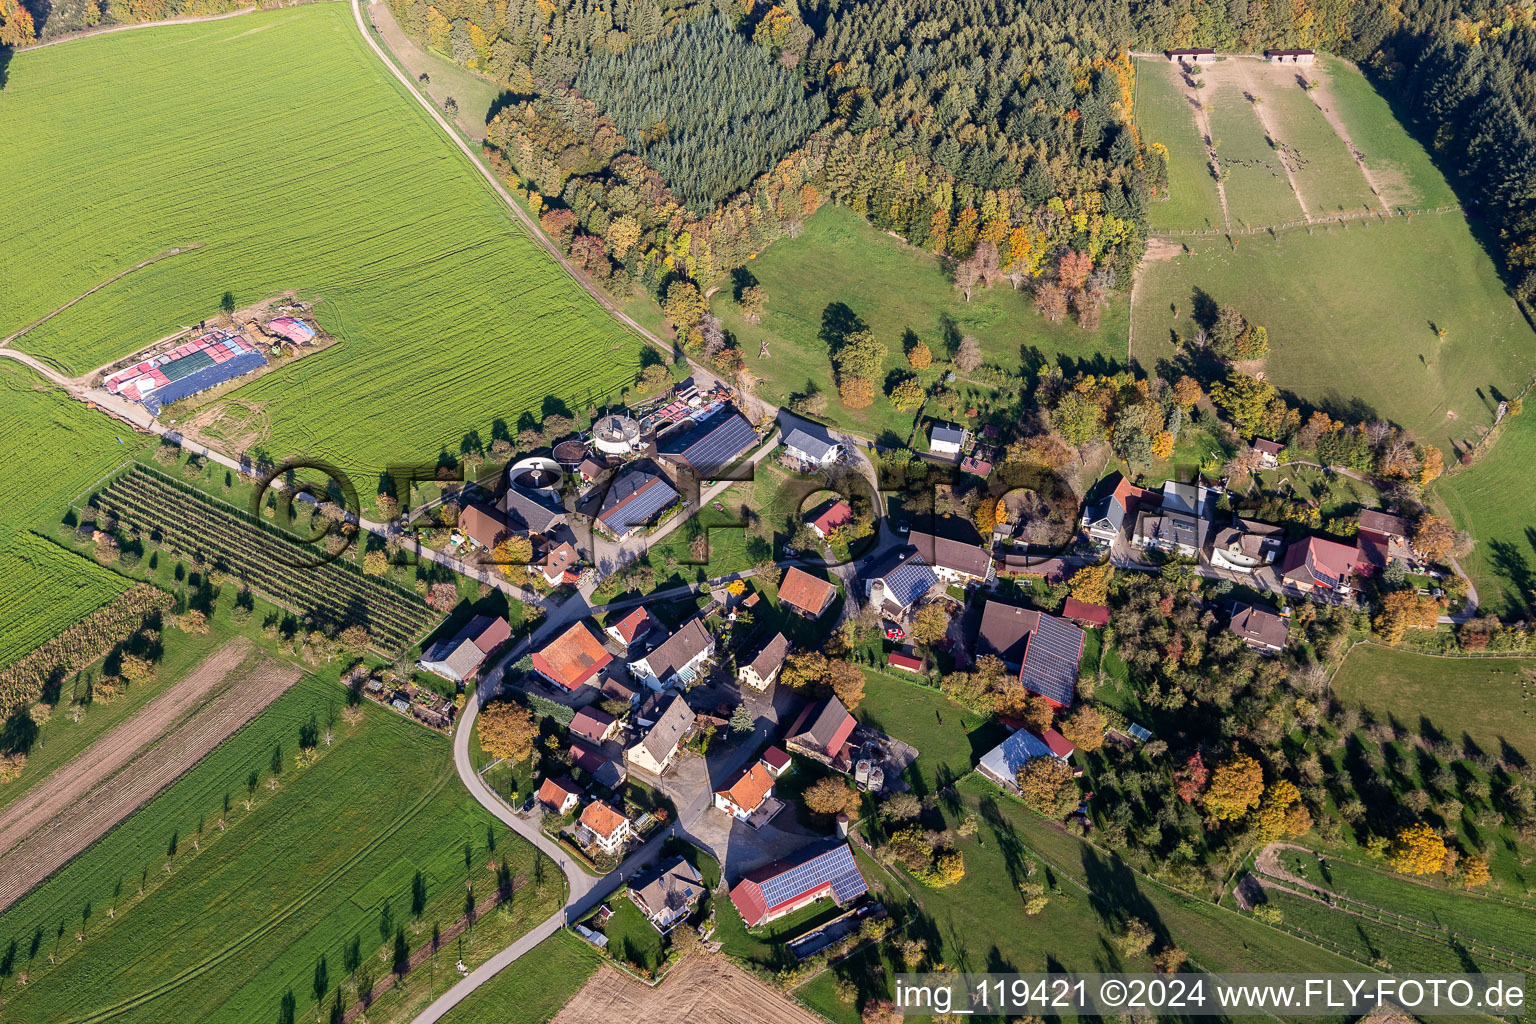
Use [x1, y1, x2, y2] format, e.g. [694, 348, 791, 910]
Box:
[628, 617, 714, 690]
[629, 856, 705, 932]
[417, 615, 510, 684]
[779, 566, 836, 618]
[909, 520, 994, 584]
[597, 464, 680, 541]
[1080, 474, 1159, 544]
[728, 842, 868, 928]
[1278, 536, 1358, 596]
[976, 727, 1075, 792]
[626, 694, 695, 775]
[536, 777, 581, 815]
[569, 741, 627, 789]
[738, 631, 791, 691]
[657, 405, 758, 477]
[1209, 519, 1285, 574]
[1230, 603, 1289, 654]
[570, 705, 619, 745]
[1265, 48, 1316, 64]
[862, 547, 940, 619]
[457, 503, 507, 551]
[782, 427, 841, 468]
[929, 424, 969, 456]
[531, 621, 613, 692]
[1355, 509, 1414, 571]
[605, 606, 657, 648]
[806, 499, 854, 540]
[713, 760, 776, 821]
[539, 540, 579, 586]
[785, 695, 857, 769]
[497, 484, 567, 536]
[1020, 613, 1085, 708]
[578, 800, 634, 856]
[1251, 438, 1284, 468]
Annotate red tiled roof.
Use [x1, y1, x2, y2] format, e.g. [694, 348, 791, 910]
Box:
[809, 500, 854, 536]
[537, 777, 579, 810]
[1042, 728, 1076, 759]
[760, 746, 791, 772]
[580, 800, 628, 840]
[715, 761, 774, 812]
[471, 616, 512, 654]
[1062, 598, 1110, 627]
[569, 705, 616, 744]
[609, 606, 653, 644]
[458, 504, 507, 549]
[888, 652, 924, 672]
[531, 621, 612, 690]
[779, 567, 834, 616]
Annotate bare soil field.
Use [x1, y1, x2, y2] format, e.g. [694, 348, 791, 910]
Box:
[553, 955, 821, 1024]
[0, 639, 300, 911]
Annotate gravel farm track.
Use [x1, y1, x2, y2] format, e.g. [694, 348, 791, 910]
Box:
[0, 638, 300, 913]
[551, 955, 821, 1024]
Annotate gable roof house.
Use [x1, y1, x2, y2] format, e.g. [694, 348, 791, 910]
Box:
[531, 621, 613, 692]
[1080, 475, 1160, 544]
[1278, 536, 1358, 596]
[785, 695, 857, 770]
[806, 499, 854, 540]
[629, 856, 705, 932]
[738, 631, 791, 691]
[1251, 438, 1284, 468]
[759, 745, 791, 777]
[862, 548, 940, 619]
[569, 705, 619, 745]
[625, 694, 696, 775]
[1018, 612, 1085, 708]
[973, 599, 1042, 668]
[1062, 597, 1110, 628]
[657, 407, 758, 477]
[497, 486, 567, 536]
[929, 424, 969, 456]
[628, 618, 715, 690]
[458, 503, 508, 551]
[569, 740, 628, 789]
[417, 615, 511, 683]
[976, 726, 1075, 791]
[596, 465, 680, 541]
[578, 800, 634, 856]
[782, 427, 840, 468]
[1230, 603, 1290, 654]
[728, 842, 869, 928]
[1133, 508, 1201, 558]
[779, 566, 836, 618]
[910, 520, 994, 584]
[539, 540, 579, 586]
[536, 777, 581, 816]
[713, 760, 776, 821]
[605, 606, 657, 648]
[1209, 519, 1285, 574]
[1356, 509, 1415, 571]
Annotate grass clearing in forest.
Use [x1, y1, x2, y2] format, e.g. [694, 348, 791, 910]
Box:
[1135, 60, 1226, 232]
[0, 4, 644, 488]
[1132, 214, 1536, 452]
[709, 205, 1126, 443]
[1330, 643, 1536, 761]
[1435, 408, 1536, 618]
[1238, 64, 1379, 218]
[1203, 71, 1305, 229]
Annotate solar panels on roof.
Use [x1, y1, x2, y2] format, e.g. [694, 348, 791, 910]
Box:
[600, 473, 678, 536]
[756, 844, 867, 909]
[662, 408, 757, 475]
[883, 556, 939, 609]
[1019, 613, 1084, 706]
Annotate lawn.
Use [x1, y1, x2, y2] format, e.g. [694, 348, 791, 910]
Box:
[0, 4, 644, 489]
[0, 665, 564, 1024]
[1436, 409, 1536, 617]
[1204, 71, 1307, 229]
[1134, 59, 1226, 232]
[1329, 644, 1536, 762]
[0, 534, 132, 671]
[1132, 213, 1536, 452]
[434, 928, 605, 1024]
[1313, 57, 1457, 210]
[709, 205, 1127, 444]
[1241, 64, 1379, 218]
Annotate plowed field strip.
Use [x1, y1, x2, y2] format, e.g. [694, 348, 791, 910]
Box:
[0, 644, 300, 912]
[553, 955, 820, 1024]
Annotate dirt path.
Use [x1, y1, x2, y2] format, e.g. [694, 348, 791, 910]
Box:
[1232, 61, 1312, 222]
[1305, 66, 1393, 214]
[0, 642, 300, 913]
[1, 245, 205, 350]
[553, 954, 821, 1024]
[1178, 71, 1232, 231]
[16, 6, 257, 50]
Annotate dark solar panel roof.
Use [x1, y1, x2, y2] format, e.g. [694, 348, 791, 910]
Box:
[757, 844, 867, 909]
[142, 351, 267, 415]
[661, 409, 757, 475]
[883, 556, 939, 609]
[600, 473, 678, 536]
[1019, 613, 1084, 706]
[160, 348, 216, 383]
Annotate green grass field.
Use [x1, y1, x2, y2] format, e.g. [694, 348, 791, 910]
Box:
[709, 205, 1126, 442]
[1132, 214, 1536, 451]
[0, 3, 643, 488]
[0, 534, 131, 671]
[0, 664, 563, 1024]
[1135, 60, 1226, 232]
[435, 929, 605, 1024]
[1330, 644, 1536, 760]
[1244, 66, 1379, 218]
[1206, 74, 1305, 229]
[1313, 58, 1456, 209]
[1436, 410, 1536, 617]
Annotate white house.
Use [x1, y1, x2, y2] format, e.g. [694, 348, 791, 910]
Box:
[929, 424, 969, 456]
[628, 618, 714, 690]
[738, 632, 790, 691]
[782, 428, 841, 468]
[578, 800, 633, 855]
[713, 761, 775, 821]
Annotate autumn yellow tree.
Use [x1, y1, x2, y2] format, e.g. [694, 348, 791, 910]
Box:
[1151, 430, 1175, 460]
[805, 776, 859, 816]
[839, 377, 875, 409]
[1461, 855, 1491, 888]
[1172, 375, 1203, 411]
[909, 601, 952, 645]
[493, 535, 534, 576]
[478, 701, 539, 762]
[0, 0, 36, 45]
[1412, 514, 1456, 562]
[888, 377, 925, 411]
[973, 497, 997, 534]
[1016, 756, 1078, 817]
[1203, 754, 1265, 821]
[1389, 821, 1447, 876]
[1067, 563, 1112, 606]
[1373, 590, 1442, 644]
[1059, 705, 1104, 752]
[907, 341, 932, 369]
[1419, 445, 1445, 486]
[1249, 779, 1303, 843]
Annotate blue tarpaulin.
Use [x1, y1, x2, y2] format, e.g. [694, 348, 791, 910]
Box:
[142, 350, 267, 415]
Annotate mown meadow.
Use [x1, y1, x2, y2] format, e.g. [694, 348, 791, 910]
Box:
[0, 3, 645, 487]
[1436, 408, 1536, 617]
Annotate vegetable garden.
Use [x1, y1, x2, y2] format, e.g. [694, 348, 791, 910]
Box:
[93, 467, 436, 655]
